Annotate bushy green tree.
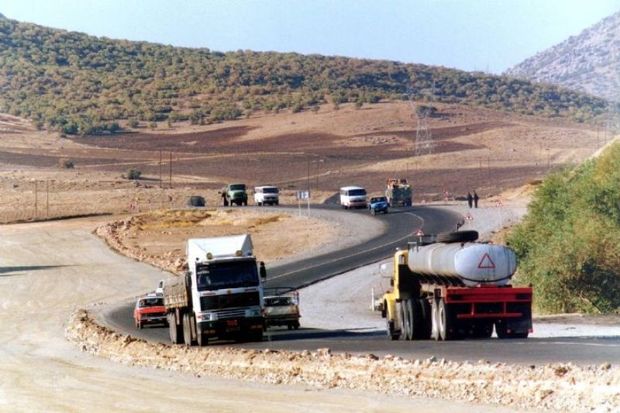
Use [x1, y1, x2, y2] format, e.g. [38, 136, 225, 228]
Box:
[508, 143, 620, 314]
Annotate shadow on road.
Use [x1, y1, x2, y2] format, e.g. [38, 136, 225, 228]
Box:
[0, 265, 69, 276]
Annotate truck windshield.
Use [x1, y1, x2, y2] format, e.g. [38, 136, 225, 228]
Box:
[230, 184, 246, 191]
[139, 297, 163, 307]
[348, 189, 366, 196]
[196, 260, 259, 291]
[262, 187, 279, 194]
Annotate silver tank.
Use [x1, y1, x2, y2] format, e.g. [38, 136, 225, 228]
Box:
[407, 242, 517, 286]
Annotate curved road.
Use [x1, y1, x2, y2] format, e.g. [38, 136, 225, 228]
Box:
[105, 206, 620, 366]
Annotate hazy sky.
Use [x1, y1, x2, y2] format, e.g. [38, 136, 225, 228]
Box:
[1, 0, 619, 73]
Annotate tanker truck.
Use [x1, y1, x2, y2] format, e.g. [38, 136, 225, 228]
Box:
[380, 230, 532, 341]
[163, 234, 266, 346]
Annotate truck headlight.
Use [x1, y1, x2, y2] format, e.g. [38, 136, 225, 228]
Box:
[201, 313, 217, 321]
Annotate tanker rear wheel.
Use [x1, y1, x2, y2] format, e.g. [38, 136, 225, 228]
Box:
[437, 299, 456, 340]
[416, 299, 432, 340]
[431, 299, 440, 340]
[398, 302, 409, 340]
[403, 300, 414, 340]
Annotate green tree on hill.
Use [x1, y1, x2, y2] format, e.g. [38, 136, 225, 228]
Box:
[508, 143, 620, 314]
[0, 15, 611, 136]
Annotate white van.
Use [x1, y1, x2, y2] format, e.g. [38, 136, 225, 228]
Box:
[339, 186, 367, 209]
[254, 185, 280, 206]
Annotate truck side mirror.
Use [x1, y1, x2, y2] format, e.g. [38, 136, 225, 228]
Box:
[259, 261, 267, 279]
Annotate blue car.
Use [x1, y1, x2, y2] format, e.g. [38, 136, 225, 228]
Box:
[368, 196, 389, 215]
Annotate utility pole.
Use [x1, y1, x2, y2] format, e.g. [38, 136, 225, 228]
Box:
[169, 152, 172, 189]
[34, 180, 38, 220]
[307, 157, 310, 193]
[159, 150, 162, 188]
[46, 180, 49, 219]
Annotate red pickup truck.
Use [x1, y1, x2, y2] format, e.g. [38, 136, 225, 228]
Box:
[133, 294, 167, 329]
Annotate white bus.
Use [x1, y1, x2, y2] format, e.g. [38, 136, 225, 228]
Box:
[339, 186, 368, 209]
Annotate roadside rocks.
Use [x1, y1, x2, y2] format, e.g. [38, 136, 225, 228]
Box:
[66, 309, 619, 412]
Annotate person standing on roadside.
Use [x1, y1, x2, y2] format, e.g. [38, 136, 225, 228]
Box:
[467, 191, 473, 208]
[473, 190, 479, 208]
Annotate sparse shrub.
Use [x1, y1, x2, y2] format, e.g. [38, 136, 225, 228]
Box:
[124, 168, 142, 180]
[58, 158, 74, 169]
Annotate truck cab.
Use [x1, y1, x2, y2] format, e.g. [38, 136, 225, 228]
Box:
[163, 235, 266, 346]
[225, 183, 248, 206]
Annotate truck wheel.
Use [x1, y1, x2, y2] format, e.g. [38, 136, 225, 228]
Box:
[431, 299, 440, 341]
[436, 230, 479, 243]
[173, 313, 185, 344]
[168, 314, 177, 344]
[438, 299, 456, 340]
[182, 313, 193, 346]
[398, 302, 407, 340]
[386, 319, 399, 341]
[252, 330, 264, 342]
[196, 325, 208, 347]
[416, 299, 432, 340]
[403, 299, 414, 340]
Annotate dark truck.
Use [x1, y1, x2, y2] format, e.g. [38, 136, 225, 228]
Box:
[222, 183, 248, 206]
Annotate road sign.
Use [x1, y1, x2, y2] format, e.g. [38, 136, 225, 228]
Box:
[296, 191, 310, 200]
[415, 229, 424, 236]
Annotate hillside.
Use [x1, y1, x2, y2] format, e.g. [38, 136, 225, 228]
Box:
[0, 15, 609, 136]
[508, 141, 620, 314]
[506, 11, 620, 102]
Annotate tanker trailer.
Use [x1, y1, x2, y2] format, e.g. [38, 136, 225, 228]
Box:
[380, 230, 532, 341]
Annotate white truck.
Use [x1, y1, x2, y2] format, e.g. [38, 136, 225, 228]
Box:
[253, 185, 280, 206]
[163, 235, 266, 346]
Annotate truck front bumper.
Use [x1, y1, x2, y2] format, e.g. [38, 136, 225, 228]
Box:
[198, 317, 264, 337]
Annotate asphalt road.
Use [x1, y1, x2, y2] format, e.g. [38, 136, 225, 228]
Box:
[105, 205, 620, 366]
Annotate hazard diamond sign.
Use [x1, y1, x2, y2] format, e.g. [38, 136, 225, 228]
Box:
[478, 253, 496, 269]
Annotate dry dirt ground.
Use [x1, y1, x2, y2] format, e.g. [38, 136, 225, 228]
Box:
[95, 208, 338, 275]
[1, 215, 524, 413]
[0, 101, 608, 223]
[0, 105, 617, 412]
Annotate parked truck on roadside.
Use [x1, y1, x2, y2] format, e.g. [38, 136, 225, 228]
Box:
[385, 178, 412, 207]
[379, 230, 532, 341]
[163, 234, 266, 346]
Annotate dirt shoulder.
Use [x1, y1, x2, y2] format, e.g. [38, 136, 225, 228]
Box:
[93, 207, 385, 276]
[67, 309, 619, 413]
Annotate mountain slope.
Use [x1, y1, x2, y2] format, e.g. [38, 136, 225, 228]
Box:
[0, 15, 609, 135]
[506, 11, 620, 102]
